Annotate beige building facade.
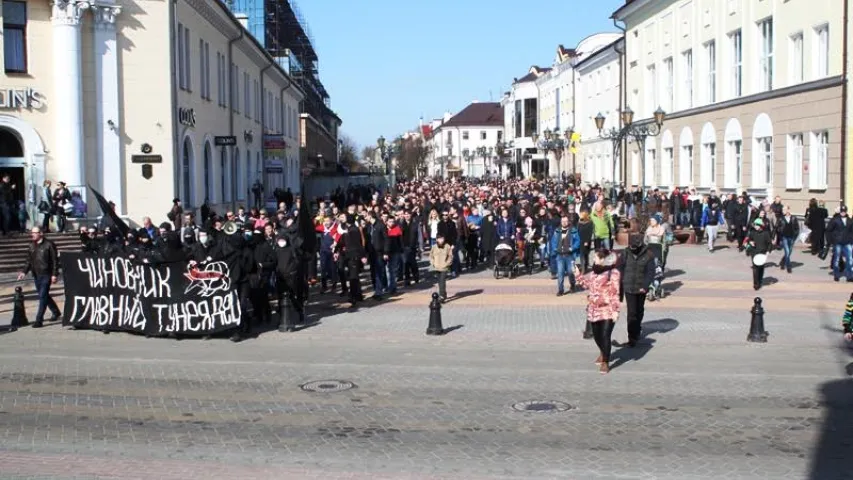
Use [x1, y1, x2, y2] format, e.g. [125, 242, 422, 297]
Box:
[0, 0, 303, 227]
[614, 0, 843, 213]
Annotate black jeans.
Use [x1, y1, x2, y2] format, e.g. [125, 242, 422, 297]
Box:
[34, 275, 60, 323]
[436, 271, 448, 299]
[403, 247, 419, 283]
[752, 265, 765, 288]
[0, 203, 11, 234]
[591, 320, 615, 362]
[625, 293, 646, 342]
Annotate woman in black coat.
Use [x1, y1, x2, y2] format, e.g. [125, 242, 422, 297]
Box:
[805, 198, 828, 255]
[747, 219, 773, 291]
[479, 212, 498, 268]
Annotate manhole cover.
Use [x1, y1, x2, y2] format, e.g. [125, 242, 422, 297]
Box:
[300, 380, 355, 393]
[512, 400, 573, 413]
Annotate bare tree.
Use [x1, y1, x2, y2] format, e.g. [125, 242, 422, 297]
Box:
[337, 134, 360, 172]
[395, 136, 432, 179]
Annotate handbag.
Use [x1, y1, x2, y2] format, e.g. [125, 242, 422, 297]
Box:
[37, 200, 50, 213]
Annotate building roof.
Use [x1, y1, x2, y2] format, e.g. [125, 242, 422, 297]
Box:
[441, 102, 503, 128]
[513, 66, 551, 84]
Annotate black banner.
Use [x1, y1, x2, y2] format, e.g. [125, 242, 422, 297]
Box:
[61, 252, 242, 336]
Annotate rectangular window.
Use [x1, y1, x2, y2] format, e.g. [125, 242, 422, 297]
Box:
[759, 18, 773, 91]
[815, 25, 829, 78]
[732, 140, 743, 186]
[198, 40, 210, 100]
[523, 98, 537, 138]
[683, 50, 693, 109]
[787, 133, 803, 189]
[755, 137, 773, 186]
[647, 64, 657, 115]
[177, 24, 185, 89]
[216, 53, 223, 106]
[462, 131, 469, 140]
[810, 131, 829, 190]
[730, 29, 742, 97]
[514, 100, 522, 138]
[254, 80, 260, 123]
[645, 148, 656, 187]
[663, 147, 674, 185]
[790, 32, 803, 84]
[480, 131, 487, 140]
[680, 145, 693, 186]
[3, 1, 27, 73]
[183, 27, 191, 91]
[706, 41, 716, 103]
[702, 142, 716, 187]
[663, 57, 674, 112]
[232, 64, 239, 113]
[244, 72, 251, 118]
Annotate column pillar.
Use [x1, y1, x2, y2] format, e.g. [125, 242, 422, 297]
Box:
[51, 0, 90, 188]
[92, 3, 123, 213]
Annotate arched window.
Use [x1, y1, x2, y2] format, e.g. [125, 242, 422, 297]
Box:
[700, 123, 716, 188]
[660, 130, 674, 187]
[203, 142, 212, 203]
[752, 113, 773, 188]
[678, 127, 694, 187]
[724, 118, 743, 188]
[182, 137, 194, 207]
[0, 128, 23, 157]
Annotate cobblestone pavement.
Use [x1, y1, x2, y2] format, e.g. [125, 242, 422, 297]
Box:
[0, 242, 851, 479]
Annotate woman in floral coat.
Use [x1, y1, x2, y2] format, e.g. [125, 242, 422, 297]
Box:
[573, 249, 622, 374]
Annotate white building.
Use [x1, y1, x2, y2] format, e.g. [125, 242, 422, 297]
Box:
[427, 103, 504, 179]
[614, 0, 842, 212]
[502, 66, 549, 178]
[575, 37, 624, 185]
[0, 0, 302, 227]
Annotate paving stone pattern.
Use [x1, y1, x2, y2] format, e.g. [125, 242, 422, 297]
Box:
[0, 244, 851, 479]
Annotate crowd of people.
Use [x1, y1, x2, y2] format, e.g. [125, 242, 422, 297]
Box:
[14, 177, 845, 372]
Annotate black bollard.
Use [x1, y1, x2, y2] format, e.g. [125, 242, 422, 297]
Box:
[426, 292, 445, 336]
[583, 320, 594, 339]
[10, 286, 28, 329]
[747, 297, 769, 343]
[278, 293, 298, 333]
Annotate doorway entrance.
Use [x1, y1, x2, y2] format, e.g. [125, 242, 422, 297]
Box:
[0, 127, 26, 231]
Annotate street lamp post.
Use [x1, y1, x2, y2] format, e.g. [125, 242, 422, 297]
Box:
[533, 128, 569, 178]
[595, 106, 666, 212]
[444, 138, 452, 179]
[495, 140, 513, 179]
[476, 146, 492, 179]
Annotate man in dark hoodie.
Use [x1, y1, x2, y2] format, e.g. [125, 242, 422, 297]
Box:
[275, 230, 301, 332]
[222, 231, 252, 342]
[366, 211, 388, 299]
[620, 234, 658, 347]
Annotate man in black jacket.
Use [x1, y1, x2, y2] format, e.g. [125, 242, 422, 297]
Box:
[17, 227, 61, 328]
[827, 206, 853, 281]
[620, 234, 658, 347]
[336, 215, 368, 306]
[401, 210, 420, 285]
[366, 212, 388, 299]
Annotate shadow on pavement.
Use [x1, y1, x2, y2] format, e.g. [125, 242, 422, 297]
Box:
[444, 289, 483, 303]
[610, 318, 679, 370]
[808, 369, 853, 479]
[442, 325, 464, 334]
[665, 269, 686, 278]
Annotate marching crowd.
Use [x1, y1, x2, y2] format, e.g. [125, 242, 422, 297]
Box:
[15, 177, 846, 372]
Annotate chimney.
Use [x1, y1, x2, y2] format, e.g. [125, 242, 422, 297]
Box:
[235, 13, 249, 30]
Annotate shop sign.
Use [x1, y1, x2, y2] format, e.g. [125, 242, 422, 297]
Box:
[263, 135, 286, 156]
[178, 108, 196, 127]
[0, 88, 44, 110]
[214, 136, 236, 146]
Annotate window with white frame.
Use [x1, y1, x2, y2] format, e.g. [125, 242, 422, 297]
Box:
[726, 139, 742, 187]
[480, 131, 487, 140]
[754, 136, 773, 186]
[730, 29, 742, 97]
[815, 24, 829, 79]
[702, 142, 716, 186]
[198, 39, 209, 99]
[462, 131, 469, 140]
[647, 64, 657, 116]
[645, 148, 656, 187]
[786, 133, 803, 189]
[683, 50, 693, 109]
[705, 40, 716, 103]
[183, 26, 191, 91]
[810, 131, 829, 190]
[244, 72, 251, 119]
[216, 52, 222, 105]
[664, 57, 674, 112]
[663, 147, 674, 185]
[631, 151, 640, 186]
[3, 1, 27, 73]
[254, 80, 260, 123]
[680, 145, 693, 186]
[790, 32, 803, 84]
[758, 18, 773, 92]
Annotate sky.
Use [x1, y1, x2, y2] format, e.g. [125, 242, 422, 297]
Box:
[296, 0, 625, 152]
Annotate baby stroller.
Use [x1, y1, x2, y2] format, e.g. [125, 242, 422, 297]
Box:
[493, 241, 519, 279]
[646, 242, 666, 301]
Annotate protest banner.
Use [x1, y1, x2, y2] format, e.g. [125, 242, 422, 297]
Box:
[61, 252, 241, 336]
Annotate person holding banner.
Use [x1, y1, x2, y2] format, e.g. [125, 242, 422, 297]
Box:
[17, 227, 61, 328]
[746, 218, 773, 291]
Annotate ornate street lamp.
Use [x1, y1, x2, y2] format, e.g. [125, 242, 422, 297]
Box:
[534, 127, 568, 178]
[596, 105, 666, 212]
[377, 135, 398, 188]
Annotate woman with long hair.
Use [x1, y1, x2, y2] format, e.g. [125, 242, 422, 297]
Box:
[573, 249, 622, 374]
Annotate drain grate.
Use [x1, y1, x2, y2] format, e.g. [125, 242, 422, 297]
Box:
[300, 380, 355, 393]
[512, 400, 573, 413]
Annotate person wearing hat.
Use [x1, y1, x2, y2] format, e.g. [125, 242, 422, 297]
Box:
[168, 198, 183, 230]
[746, 218, 773, 290]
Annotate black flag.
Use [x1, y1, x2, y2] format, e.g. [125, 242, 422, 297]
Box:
[89, 185, 130, 238]
[297, 184, 317, 255]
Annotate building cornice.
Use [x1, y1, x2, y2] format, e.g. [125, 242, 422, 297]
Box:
[611, 0, 656, 21]
[634, 76, 843, 125]
[185, 0, 240, 38]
